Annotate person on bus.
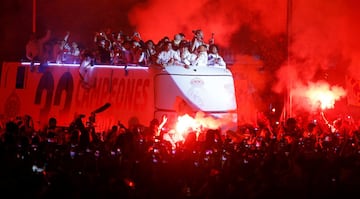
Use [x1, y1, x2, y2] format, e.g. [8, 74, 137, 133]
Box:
[207, 44, 226, 69]
[192, 44, 208, 67]
[143, 40, 157, 65]
[178, 41, 196, 69]
[172, 33, 183, 51]
[79, 50, 95, 88]
[191, 29, 206, 53]
[53, 31, 71, 64]
[25, 30, 51, 71]
[156, 41, 181, 68]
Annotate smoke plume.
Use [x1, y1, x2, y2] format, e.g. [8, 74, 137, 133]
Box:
[128, 0, 287, 46]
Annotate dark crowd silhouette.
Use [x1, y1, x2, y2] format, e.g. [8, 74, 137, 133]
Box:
[1, 110, 360, 199]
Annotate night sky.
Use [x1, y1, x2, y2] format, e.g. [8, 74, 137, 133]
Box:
[0, 0, 140, 61]
[1, 0, 360, 118]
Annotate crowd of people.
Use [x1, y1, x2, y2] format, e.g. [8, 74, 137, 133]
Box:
[25, 30, 81, 70]
[25, 28, 227, 72]
[1, 111, 360, 198]
[16, 28, 360, 198]
[91, 28, 226, 69]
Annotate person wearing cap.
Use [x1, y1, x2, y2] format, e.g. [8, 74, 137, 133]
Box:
[191, 29, 207, 53]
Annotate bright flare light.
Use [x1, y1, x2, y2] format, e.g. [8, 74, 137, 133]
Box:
[175, 114, 199, 136]
[174, 111, 225, 140]
[304, 81, 346, 110]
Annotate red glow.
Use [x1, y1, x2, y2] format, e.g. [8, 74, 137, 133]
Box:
[306, 86, 341, 110]
[128, 0, 287, 47]
[172, 111, 233, 142]
[124, 178, 135, 188]
[293, 81, 346, 112]
[174, 112, 222, 140]
[175, 114, 199, 136]
[5, 0, 360, 129]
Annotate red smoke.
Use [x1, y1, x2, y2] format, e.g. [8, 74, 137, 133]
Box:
[130, 0, 360, 123]
[129, 0, 288, 125]
[3, 0, 360, 126]
[128, 0, 287, 47]
[273, 0, 360, 120]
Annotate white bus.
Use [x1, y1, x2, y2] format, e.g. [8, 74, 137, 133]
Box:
[0, 62, 237, 133]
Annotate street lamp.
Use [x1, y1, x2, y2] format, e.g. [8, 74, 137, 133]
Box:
[284, 0, 293, 121]
[32, 0, 36, 33]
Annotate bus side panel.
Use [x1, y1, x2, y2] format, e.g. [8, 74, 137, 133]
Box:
[0, 62, 155, 132]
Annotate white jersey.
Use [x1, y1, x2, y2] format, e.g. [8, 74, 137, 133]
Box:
[208, 53, 226, 69]
[156, 49, 181, 66]
[180, 50, 197, 66]
[193, 51, 208, 67]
